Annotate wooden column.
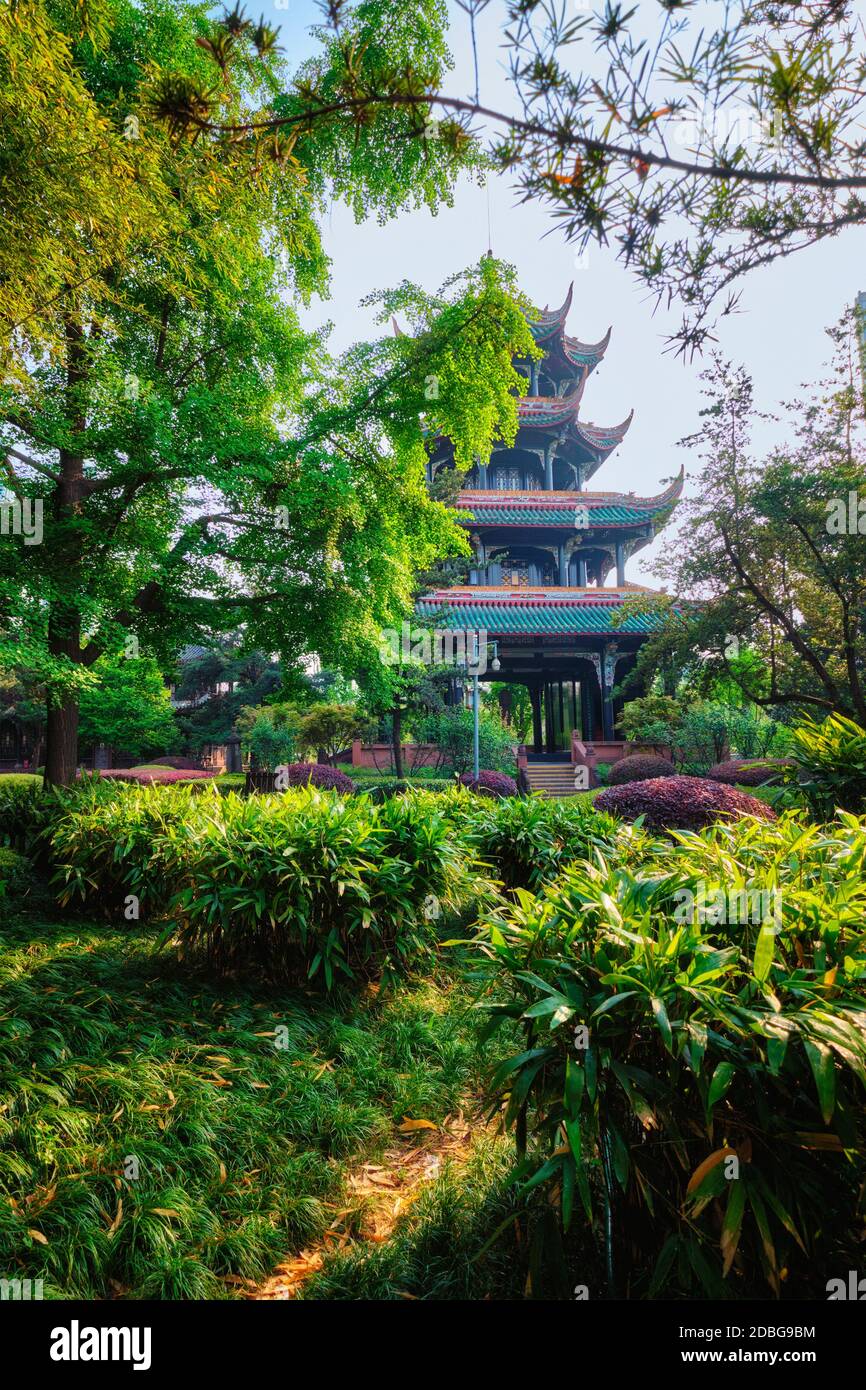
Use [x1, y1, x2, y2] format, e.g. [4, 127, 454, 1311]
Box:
[616, 540, 626, 587]
[531, 686, 543, 754]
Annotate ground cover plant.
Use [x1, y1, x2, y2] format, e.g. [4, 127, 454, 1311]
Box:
[0, 913, 495, 1300]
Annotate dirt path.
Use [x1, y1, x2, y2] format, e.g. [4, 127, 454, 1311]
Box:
[243, 1110, 478, 1300]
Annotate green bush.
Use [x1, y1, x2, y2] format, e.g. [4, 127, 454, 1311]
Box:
[416, 707, 516, 775]
[49, 782, 205, 917]
[452, 793, 618, 893]
[0, 781, 81, 861]
[47, 784, 472, 989]
[475, 811, 866, 1298]
[778, 713, 866, 818]
[0, 847, 32, 904]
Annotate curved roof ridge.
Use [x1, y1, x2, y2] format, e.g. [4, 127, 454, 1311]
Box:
[573, 408, 634, 453]
[562, 325, 612, 369]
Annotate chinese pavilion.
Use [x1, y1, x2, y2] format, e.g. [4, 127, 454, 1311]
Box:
[416, 283, 683, 761]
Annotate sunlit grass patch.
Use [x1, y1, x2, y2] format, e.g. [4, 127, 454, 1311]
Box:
[0, 914, 492, 1299]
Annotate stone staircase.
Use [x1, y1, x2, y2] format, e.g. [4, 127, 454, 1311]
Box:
[525, 761, 582, 799]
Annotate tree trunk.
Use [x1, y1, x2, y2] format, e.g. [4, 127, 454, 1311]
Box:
[45, 696, 79, 787]
[43, 315, 88, 787]
[392, 705, 404, 779]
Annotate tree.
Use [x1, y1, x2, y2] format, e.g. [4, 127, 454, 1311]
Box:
[176, 1, 866, 353]
[236, 702, 300, 771]
[417, 704, 515, 774]
[296, 702, 368, 764]
[626, 310, 866, 720]
[172, 643, 282, 750]
[0, 0, 536, 785]
[78, 654, 178, 761]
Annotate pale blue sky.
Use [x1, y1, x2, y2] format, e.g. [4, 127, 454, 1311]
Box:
[272, 1, 866, 584]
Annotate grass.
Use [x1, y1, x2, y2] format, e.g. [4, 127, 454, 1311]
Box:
[0, 773, 41, 786]
[0, 909, 499, 1299]
[298, 1134, 530, 1300]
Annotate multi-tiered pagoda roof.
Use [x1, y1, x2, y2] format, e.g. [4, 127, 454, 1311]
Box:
[415, 281, 682, 751]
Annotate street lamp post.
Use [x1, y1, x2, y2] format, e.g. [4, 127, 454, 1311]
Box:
[469, 636, 500, 782]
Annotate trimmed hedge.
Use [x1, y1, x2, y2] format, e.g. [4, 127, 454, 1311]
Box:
[96, 768, 215, 784]
[458, 770, 518, 799]
[607, 754, 676, 786]
[595, 775, 776, 831]
[147, 756, 204, 771]
[281, 763, 355, 794]
[707, 758, 790, 787]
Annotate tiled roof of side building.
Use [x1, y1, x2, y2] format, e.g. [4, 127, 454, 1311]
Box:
[417, 586, 671, 635]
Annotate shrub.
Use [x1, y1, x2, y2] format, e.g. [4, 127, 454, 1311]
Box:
[0, 846, 32, 904]
[49, 783, 467, 987]
[607, 754, 676, 785]
[49, 782, 205, 915]
[616, 694, 683, 744]
[95, 768, 215, 784]
[0, 781, 76, 860]
[778, 714, 866, 818]
[707, 758, 790, 787]
[475, 820, 866, 1298]
[163, 788, 464, 987]
[595, 775, 775, 831]
[416, 707, 515, 775]
[458, 793, 618, 892]
[147, 756, 204, 771]
[282, 763, 355, 794]
[458, 770, 517, 799]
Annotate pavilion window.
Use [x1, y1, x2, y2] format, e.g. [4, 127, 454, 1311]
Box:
[494, 467, 522, 490]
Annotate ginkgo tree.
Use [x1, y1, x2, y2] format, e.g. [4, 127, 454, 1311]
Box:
[0, 0, 537, 784]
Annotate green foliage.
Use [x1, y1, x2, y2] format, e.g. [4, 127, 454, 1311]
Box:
[642, 327, 866, 720]
[475, 812, 866, 1298]
[416, 706, 515, 775]
[47, 784, 474, 989]
[0, 781, 71, 857]
[78, 654, 178, 760]
[0, 847, 31, 905]
[236, 703, 300, 772]
[1, 0, 535, 785]
[779, 714, 866, 819]
[617, 695, 683, 743]
[173, 645, 283, 749]
[457, 794, 618, 894]
[0, 914, 489, 1299]
[296, 703, 369, 763]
